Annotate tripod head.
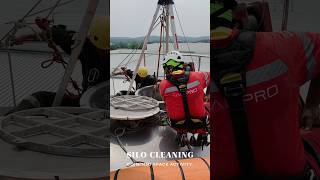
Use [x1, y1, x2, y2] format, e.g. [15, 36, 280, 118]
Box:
[158, 0, 174, 5]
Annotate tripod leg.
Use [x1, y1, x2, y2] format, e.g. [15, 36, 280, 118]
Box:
[168, 4, 179, 50]
[127, 5, 161, 93]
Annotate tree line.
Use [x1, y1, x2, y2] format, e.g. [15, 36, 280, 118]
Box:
[110, 42, 142, 50]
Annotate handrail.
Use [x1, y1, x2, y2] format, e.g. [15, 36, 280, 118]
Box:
[111, 51, 210, 78]
[110, 51, 210, 58]
[0, 48, 66, 55]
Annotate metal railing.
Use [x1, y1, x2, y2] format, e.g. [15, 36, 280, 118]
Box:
[110, 51, 210, 73]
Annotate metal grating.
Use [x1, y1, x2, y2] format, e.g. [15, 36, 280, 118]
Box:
[0, 107, 109, 157]
[110, 95, 159, 111]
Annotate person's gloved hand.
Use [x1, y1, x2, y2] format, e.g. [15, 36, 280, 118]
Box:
[120, 67, 131, 75]
[112, 67, 126, 76]
[154, 82, 160, 92]
[302, 106, 320, 130]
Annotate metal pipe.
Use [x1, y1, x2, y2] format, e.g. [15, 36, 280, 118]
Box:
[7, 49, 17, 107]
[165, 5, 170, 54]
[168, 4, 179, 50]
[198, 56, 201, 71]
[53, 0, 99, 106]
[127, 5, 161, 93]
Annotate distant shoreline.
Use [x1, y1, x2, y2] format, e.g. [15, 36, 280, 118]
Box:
[110, 35, 210, 50]
[110, 36, 209, 50]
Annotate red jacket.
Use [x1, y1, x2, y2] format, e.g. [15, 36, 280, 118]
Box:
[160, 71, 210, 121]
[212, 31, 320, 178]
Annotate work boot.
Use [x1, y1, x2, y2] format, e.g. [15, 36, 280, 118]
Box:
[195, 134, 203, 146]
[175, 132, 182, 145]
[196, 133, 209, 146]
[190, 135, 197, 146]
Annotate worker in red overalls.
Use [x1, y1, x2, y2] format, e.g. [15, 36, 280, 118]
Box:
[159, 51, 210, 147]
[212, 0, 320, 179]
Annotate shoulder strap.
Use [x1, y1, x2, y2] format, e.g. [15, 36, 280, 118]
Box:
[213, 31, 256, 177]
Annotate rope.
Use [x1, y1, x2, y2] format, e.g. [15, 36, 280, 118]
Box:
[0, 0, 43, 42]
[111, 42, 143, 76]
[41, 53, 68, 69]
[112, 113, 167, 166]
[26, 0, 76, 18]
[112, 10, 164, 83]
[111, 43, 147, 91]
[281, 0, 289, 31]
[123, 48, 140, 67]
[113, 127, 145, 166]
[46, 0, 63, 19]
[1, 0, 76, 43]
[173, 5, 194, 63]
[0, 0, 82, 105]
[40, 53, 82, 96]
[156, 12, 165, 80]
[22, 0, 43, 19]
[34, 15, 82, 96]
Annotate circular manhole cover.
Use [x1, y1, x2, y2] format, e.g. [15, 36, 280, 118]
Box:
[110, 95, 159, 111]
[0, 107, 109, 157]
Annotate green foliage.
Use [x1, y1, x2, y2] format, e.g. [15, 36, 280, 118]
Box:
[110, 41, 142, 50]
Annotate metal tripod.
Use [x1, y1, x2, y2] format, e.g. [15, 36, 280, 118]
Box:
[127, 0, 180, 93]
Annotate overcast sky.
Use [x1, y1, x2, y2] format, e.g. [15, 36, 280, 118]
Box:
[110, 0, 209, 37]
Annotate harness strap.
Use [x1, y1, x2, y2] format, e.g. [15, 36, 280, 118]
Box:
[167, 71, 193, 130]
[213, 31, 255, 177]
[214, 31, 314, 179]
[221, 73, 255, 177]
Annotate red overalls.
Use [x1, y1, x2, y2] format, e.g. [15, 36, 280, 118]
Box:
[212, 31, 320, 179]
[160, 71, 210, 133]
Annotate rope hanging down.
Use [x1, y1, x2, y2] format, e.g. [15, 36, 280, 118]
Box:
[173, 4, 193, 63]
[156, 8, 166, 80]
[112, 113, 166, 167]
[281, 0, 289, 31]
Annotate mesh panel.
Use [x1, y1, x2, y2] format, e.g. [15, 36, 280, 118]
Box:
[0, 49, 82, 107]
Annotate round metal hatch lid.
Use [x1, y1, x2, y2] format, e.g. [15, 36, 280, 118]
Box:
[80, 81, 109, 109]
[0, 107, 109, 158]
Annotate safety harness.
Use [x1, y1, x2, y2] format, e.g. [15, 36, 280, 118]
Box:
[213, 31, 255, 177]
[214, 31, 316, 179]
[167, 71, 192, 131]
[166, 70, 208, 132]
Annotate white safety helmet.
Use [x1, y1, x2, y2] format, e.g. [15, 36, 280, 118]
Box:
[163, 51, 184, 72]
[163, 51, 183, 63]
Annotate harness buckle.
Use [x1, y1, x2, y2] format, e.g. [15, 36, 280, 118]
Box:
[220, 73, 246, 97]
